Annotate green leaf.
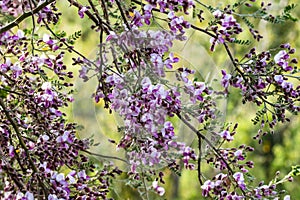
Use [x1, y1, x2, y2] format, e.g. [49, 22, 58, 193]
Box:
[0, 88, 9, 98]
[291, 165, 300, 176]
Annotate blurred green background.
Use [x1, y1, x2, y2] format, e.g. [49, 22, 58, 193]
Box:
[54, 0, 300, 199]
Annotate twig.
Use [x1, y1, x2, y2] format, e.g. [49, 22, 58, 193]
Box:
[197, 134, 203, 186]
[42, 18, 98, 69]
[176, 113, 234, 175]
[82, 149, 129, 164]
[115, 0, 131, 30]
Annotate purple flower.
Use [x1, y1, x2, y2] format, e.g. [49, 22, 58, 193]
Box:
[213, 10, 222, 18]
[234, 149, 245, 160]
[132, 10, 143, 27]
[274, 50, 293, 71]
[24, 192, 34, 200]
[48, 194, 60, 200]
[16, 30, 25, 39]
[55, 173, 65, 183]
[143, 4, 153, 25]
[78, 6, 88, 18]
[284, 195, 291, 200]
[106, 31, 118, 41]
[221, 70, 232, 89]
[218, 130, 233, 141]
[168, 11, 190, 33]
[274, 50, 289, 63]
[77, 170, 90, 181]
[11, 63, 22, 78]
[8, 145, 15, 158]
[79, 65, 89, 81]
[152, 181, 165, 196]
[233, 172, 246, 190]
[221, 15, 237, 28]
[43, 34, 54, 45]
[164, 53, 179, 69]
[274, 75, 283, 84]
[41, 82, 52, 90]
[201, 180, 215, 197]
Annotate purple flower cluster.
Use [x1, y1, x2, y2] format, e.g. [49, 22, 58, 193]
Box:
[167, 11, 191, 33]
[0, 0, 30, 17]
[222, 45, 299, 130]
[201, 173, 245, 199]
[99, 74, 196, 172]
[128, 0, 194, 34]
[210, 10, 243, 51]
[145, 0, 194, 14]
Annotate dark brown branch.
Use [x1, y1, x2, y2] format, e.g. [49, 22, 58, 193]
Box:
[115, 0, 131, 30]
[197, 134, 203, 186]
[100, 0, 110, 23]
[88, 0, 102, 27]
[0, 0, 56, 34]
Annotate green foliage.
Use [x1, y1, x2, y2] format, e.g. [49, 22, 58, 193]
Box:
[55, 30, 67, 38]
[232, 0, 248, 8]
[291, 165, 300, 177]
[263, 4, 298, 24]
[67, 30, 82, 45]
[0, 14, 14, 25]
[241, 16, 254, 29]
[0, 88, 8, 98]
[232, 38, 251, 45]
[251, 108, 267, 125]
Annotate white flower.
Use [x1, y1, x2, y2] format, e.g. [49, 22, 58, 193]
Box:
[55, 173, 65, 182]
[41, 82, 52, 90]
[17, 30, 25, 38]
[284, 195, 290, 200]
[274, 50, 287, 64]
[213, 10, 222, 18]
[25, 191, 34, 200]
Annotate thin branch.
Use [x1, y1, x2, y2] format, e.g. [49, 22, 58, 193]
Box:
[88, 0, 102, 26]
[100, 0, 110, 23]
[28, 0, 37, 55]
[0, 0, 55, 34]
[0, 87, 26, 96]
[176, 113, 234, 175]
[197, 135, 203, 186]
[82, 149, 129, 164]
[115, 0, 131, 30]
[42, 18, 98, 69]
[177, 113, 248, 197]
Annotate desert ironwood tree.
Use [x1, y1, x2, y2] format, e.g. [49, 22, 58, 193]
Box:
[0, 0, 299, 199]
